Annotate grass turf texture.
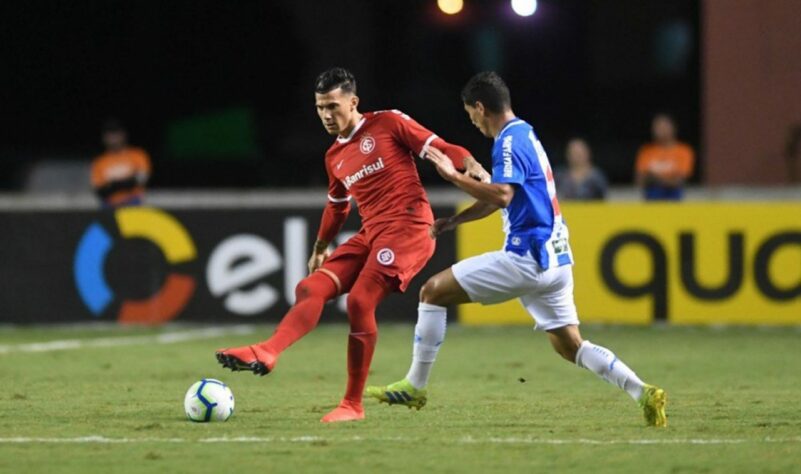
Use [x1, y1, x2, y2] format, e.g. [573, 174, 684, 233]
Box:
[1, 324, 800, 473]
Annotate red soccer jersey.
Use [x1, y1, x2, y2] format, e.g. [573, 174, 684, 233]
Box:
[324, 110, 451, 231]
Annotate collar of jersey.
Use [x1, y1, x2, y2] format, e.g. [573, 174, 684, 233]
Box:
[495, 118, 526, 140]
[336, 116, 367, 143]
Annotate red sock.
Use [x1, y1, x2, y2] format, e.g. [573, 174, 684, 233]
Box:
[345, 331, 378, 404]
[343, 274, 391, 404]
[260, 272, 338, 356]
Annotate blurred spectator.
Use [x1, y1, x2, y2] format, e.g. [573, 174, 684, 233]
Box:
[635, 114, 694, 200]
[91, 119, 151, 208]
[785, 124, 801, 184]
[554, 138, 608, 200]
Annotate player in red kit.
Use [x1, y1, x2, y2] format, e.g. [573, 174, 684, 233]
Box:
[216, 67, 489, 423]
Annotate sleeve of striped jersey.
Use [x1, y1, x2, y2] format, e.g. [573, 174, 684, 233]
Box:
[490, 135, 527, 185]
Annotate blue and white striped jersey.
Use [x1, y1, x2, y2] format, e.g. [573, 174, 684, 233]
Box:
[490, 118, 573, 270]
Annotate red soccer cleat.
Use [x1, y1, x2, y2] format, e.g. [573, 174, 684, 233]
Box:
[320, 400, 365, 423]
[215, 344, 277, 376]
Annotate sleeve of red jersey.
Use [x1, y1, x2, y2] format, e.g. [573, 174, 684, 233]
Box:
[317, 159, 351, 243]
[389, 110, 470, 170]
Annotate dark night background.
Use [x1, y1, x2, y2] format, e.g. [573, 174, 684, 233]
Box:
[0, 0, 699, 190]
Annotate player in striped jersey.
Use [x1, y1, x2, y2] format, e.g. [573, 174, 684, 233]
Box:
[367, 72, 667, 427]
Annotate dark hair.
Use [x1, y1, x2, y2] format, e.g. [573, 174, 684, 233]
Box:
[102, 118, 125, 134]
[315, 67, 357, 94]
[461, 71, 511, 114]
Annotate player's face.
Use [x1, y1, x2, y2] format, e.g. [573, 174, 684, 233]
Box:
[464, 103, 492, 138]
[315, 88, 359, 136]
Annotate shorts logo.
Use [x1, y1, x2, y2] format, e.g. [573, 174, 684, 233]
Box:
[73, 207, 197, 324]
[360, 136, 376, 155]
[511, 236, 522, 246]
[377, 248, 395, 266]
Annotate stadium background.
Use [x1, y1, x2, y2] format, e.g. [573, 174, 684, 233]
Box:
[2, 2, 801, 473]
[1, 0, 799, 327]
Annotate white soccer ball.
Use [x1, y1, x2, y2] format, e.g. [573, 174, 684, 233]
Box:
[184, 378, 235, 422]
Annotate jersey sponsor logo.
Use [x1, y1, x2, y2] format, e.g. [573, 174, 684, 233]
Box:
[342, 157, 385, 189]
[376, 248, 395, 265]
[552, 236, 570, 255]
[359, 135, 376, 155]
[502, 135, 514, 178]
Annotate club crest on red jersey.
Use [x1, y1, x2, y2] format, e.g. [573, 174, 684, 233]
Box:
[360, 135, 376, 155]
[376, 248, 395, 265]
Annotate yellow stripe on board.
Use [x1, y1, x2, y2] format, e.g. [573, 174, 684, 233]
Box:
[456, 202, 801, 326]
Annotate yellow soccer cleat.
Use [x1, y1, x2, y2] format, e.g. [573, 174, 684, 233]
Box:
[639, 384, 668, 427]
[365, 379, 427, 410]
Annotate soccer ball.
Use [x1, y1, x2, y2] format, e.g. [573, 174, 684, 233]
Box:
[184, 378, 235, 422]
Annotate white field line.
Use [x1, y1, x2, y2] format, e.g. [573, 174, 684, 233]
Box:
[1, 435, 800, 446]
[0, 325, 255, 355]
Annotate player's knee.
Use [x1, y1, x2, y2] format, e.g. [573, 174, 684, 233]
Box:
[346, 292, 369, 317]
[419, 278, 445, 305]
[294, 274, 331, 302]
[346, 282, 381, 318]
[294, 279, 313, 301]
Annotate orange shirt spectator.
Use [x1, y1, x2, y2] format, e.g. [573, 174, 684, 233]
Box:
[635, 114, 695, 201]
[91, 120, 151, 207]
[636, 143, 694, 181]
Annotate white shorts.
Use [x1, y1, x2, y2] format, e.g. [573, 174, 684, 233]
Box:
[452, 250, 579, 331]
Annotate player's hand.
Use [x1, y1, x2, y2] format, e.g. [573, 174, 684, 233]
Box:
[430, 217, 457, 239]
[307, 248, 331, 274]
[426, 146, 460, 182]
[464, 157, 491, 183]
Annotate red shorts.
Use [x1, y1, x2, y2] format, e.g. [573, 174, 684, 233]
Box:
[320, 221, 436, 293]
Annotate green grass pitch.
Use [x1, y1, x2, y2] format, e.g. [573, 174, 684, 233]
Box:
[1, 323, 800, 473]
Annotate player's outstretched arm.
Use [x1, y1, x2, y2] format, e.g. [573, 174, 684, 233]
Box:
[461, 156, 491, 183]
[427, 146, 514, 208]
[430, 200, 498, 238]
[429, 139, 490, 183]
[387, 110, 489, 181]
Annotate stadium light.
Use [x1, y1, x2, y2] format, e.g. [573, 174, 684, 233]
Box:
[511, 0, 537, 17]
[437, 0, 464, 15]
